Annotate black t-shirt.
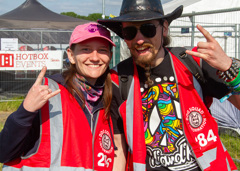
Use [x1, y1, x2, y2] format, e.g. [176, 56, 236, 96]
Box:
[111, 49, 229, 170]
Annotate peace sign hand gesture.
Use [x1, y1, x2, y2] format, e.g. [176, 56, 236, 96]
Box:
[185, 24, 232, 71]
[23, 66, 61, 112]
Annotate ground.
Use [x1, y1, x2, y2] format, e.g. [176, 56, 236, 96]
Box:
[0, 111, 11, 124]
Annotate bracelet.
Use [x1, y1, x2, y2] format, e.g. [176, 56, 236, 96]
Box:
[217, 57, 240, 83]
[226, 71, 240, 87]
[229, 82, 240, 92]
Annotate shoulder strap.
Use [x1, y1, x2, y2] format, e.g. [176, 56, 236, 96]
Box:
[168, 47, 206, 87]
[117, 58, 134, 101]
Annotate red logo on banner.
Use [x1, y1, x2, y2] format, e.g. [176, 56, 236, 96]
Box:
[0, 54, 14, 67]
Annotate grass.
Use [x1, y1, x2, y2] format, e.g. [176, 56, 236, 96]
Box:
[0, 100, 239, 170]
[0, 97, 24, 112]
[219, 133, 240, 169]
[0, 121, 2, 170]
[0, 98, 23, 171]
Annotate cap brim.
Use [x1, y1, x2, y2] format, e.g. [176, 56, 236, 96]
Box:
[70, 35, 116, 48]
[98, 5, 183, 38]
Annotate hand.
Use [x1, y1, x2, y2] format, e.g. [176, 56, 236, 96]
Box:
[23, 66, 61, 112]
[185, 24, 232, 71]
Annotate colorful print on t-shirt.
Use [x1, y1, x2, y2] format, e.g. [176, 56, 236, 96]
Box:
[141, 76, 199, 171]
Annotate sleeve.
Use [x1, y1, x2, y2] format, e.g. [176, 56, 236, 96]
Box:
[0, 102, 39, 163]
[202, 59, 230, 99]
[110, 82, 125, 134]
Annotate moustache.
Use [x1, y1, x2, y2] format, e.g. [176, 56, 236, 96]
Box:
[128, 43, 154, 50]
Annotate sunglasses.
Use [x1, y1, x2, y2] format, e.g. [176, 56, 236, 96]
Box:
[122, 23, 161, 41]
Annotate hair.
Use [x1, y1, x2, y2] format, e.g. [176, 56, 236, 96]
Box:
[163, 35, 171, 47]
[63, 44, 112, 119]
[159, 19, 171, 47]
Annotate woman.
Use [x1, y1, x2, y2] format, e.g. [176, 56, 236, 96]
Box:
[0, 22, 116, 171]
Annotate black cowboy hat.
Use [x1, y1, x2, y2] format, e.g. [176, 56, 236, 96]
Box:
[98, 0, 183, 38]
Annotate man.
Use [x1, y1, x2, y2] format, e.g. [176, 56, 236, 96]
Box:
[98, 0, 240, 170]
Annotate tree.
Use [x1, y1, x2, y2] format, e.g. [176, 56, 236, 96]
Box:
[61, 12, 78, 18]
[61, 12, 109, 21]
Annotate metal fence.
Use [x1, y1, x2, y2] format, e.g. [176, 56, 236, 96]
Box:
[1, 7, 240, 99]
[169, 7, 240, 59]
[0, 29, 121, 100]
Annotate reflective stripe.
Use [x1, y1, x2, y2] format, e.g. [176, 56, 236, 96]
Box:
[126, 78, 134, 152]
[197, 147, 217, 170]
[226, 157, 231, 171]
[3, 165, 93, 171]
[192, 76, 203, 100]
[48, 79, 63, 166]
[133, 162, 146, 171]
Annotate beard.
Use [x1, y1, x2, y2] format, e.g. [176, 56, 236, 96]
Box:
[131, 43, 158, 67]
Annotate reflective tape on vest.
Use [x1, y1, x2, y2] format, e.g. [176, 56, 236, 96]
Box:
[3, 166, 93, 171]
[197, 147, 217, 170]
[126, 77, 134, 152]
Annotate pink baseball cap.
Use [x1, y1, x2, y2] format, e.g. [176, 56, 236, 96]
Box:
[69, 22, 116, 48]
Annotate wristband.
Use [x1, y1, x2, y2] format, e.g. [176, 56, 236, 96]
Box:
[217, 57, 240, 83]
[226, 72, 240, 87]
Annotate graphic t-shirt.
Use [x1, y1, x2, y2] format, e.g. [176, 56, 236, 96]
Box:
[111, 49, 229, 171]
[136, 53, 200, 171]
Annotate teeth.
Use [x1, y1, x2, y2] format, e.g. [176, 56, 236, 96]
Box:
[136, 47, 149, 51]
[88, 65, 100, 68]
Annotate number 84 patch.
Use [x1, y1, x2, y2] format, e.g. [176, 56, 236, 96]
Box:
[195, 129, 217, 147]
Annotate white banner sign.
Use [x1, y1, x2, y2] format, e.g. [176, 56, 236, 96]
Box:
[1, 38, 18, 51]
[0, 51, 63, 70]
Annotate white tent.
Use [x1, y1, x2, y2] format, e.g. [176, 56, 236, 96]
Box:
[163, 0, 201, 14]
[181, 0, 240, 13]
[166, 0, 240, 58]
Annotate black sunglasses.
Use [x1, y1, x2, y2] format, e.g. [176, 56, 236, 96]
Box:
[122, 23, 161, 40]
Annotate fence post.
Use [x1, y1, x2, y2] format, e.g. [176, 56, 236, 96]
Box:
[224, 36, 227, 52]
[234, 24, 237, 59]
[112, 33, 116, 67]
[238, 24, 240, 59]
[189, 12, 195, 47]
[40, 31, 43, 50]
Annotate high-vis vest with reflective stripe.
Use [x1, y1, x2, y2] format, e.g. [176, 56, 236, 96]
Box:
[3, 77, 115, 171]
[111, 50, 237, 171]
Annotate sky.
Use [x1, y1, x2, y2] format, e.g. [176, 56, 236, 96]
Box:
[0, 0, 173, 17]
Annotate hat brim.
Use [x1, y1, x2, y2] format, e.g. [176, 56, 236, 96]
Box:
[98, 5, 183, 38]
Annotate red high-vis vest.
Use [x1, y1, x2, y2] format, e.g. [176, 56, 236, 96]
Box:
[111, 50, 237, 171]
[4, 77, 115, 171]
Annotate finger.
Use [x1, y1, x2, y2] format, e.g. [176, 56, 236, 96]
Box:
[197, 24, 216, 43]
[197, 48, 210, 55]
[185, 50, 206, 59]
[35, 66, 47, 85]
[31, 84, 49, 93]
[44, 88, 52, 95]
[197, 41, 211, 49]
[47, 89, 52, 94]
[46, 89, 61, 99]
